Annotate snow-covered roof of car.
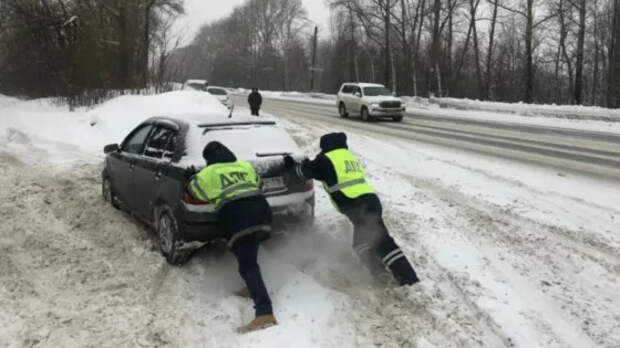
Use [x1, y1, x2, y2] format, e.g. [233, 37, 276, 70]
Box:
[342, 82, 386, 88]
[154, 113, 303, 167]
[185, 79, 208, 84]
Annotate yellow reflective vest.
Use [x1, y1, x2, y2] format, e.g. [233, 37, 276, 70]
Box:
[323, 149, 375, 199]
[189, 160, 262, 210]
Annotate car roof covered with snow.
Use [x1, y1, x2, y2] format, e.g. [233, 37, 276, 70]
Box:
[185, 79, 208, 84]
[140, 113, 303, 168]
[341, 82, 386, 88]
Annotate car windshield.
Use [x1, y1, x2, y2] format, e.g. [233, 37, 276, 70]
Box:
[207, 88, 227, 96]
[188, 83, 207, 91]
[363, 87, 392, 96]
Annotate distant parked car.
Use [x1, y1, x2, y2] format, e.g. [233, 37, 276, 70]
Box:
[336, 83, 405, 122]
[206, 86, 233, 109]
[101, 115, 315, 265]
[182, 79, 209, 91]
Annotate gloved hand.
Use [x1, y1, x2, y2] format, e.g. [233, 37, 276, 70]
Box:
[283, 155, 296, 169]
[186, 165, 198, 176]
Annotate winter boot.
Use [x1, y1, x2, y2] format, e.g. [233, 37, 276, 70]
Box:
[237, 315, 277, 334]
[234, 287, 251, 298]
[389, 257, 420, 286]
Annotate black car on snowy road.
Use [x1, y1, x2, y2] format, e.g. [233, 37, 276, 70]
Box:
[102, 114, 314, 265]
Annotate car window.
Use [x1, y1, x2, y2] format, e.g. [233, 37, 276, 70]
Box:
[354, 86, 361, 95]
[341, 85, 351, 94]
[123, 125, 153, 155]
[144, 126, 175, 159]
[164, 135, 177, 159]
[207, 88, 227, 96]
[363, 86, 392, 96]
[188, 83, 207, 91]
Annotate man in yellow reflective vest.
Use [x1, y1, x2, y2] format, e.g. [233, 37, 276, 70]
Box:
[188, 141, 277, 333]
[284, 133, 419, 286]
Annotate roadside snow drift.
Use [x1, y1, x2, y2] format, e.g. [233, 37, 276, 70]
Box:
[1, 91, 619, 348]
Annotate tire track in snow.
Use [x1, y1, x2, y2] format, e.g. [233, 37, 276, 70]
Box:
[277, 118, 510, 347]
[273, 111, 617, 347]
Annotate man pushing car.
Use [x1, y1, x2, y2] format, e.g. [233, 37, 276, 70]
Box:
[284, 132, 420, 286]
[187, 141, 277, 333]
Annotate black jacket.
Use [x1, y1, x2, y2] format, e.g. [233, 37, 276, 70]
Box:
[297, 133, 372, 210]
[248, 91, 263, 109]
[201, 142, 272, 238]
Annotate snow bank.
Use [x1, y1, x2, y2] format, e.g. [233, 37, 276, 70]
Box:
[0, 91, 259, 165]
[84, 90, 229, 139]
[0, 94, 20, 109]
[432, 97, 620, 122]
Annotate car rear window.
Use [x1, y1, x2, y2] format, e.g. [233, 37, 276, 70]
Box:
[188, 83, 207, 91]
[207, 88, 227, 96]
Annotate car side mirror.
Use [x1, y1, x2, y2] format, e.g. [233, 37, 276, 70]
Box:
[103, 143, 119, 154]
[354, 92, 362, 98]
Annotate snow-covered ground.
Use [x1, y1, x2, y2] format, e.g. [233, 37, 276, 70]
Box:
[1, 92, 619, 347]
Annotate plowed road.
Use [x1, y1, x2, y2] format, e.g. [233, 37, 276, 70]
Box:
[233, 96, 620, 179]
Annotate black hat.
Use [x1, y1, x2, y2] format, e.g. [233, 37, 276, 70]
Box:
[203, 141, 237, 165]
[320, 132, 348, 153]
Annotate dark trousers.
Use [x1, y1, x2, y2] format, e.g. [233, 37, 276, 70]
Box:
[250, 107, 260, 116]
[341, 194, 419, 286]
[231, 232, 272, 316]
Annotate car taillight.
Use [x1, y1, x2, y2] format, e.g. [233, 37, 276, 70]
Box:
[183, 192, 208, 205]
[304, 180, 314, 191]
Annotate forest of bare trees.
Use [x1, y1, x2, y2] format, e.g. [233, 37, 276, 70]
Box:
[172, 0, 620, 107]
[170, 0, 310, 92]
[0, 0, 184, 100]
[1, 0, 619, 107]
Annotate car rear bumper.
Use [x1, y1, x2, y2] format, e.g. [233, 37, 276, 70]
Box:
[178, 190, 315, 243]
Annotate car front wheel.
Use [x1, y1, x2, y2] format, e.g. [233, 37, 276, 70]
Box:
[361, 107, 372, 122]
[102, 176, 120, 209]
[339, 103, 349, 118]
[157, 209, 192, 265]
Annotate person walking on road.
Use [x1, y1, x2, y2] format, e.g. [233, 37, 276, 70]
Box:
[284, 133, 420, 286]
[248, 87, 262, 116]
[188, 141, 277, 333]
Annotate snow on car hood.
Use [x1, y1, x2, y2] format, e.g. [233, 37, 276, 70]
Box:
[179, 121, 303, 169]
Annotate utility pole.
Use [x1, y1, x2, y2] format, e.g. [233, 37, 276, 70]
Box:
[310, 26, 318, 91]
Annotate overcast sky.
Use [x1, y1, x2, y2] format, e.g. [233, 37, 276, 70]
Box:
[174, 0, 331, 45]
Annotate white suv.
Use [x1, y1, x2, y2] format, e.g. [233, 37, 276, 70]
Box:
[336, 83, 405, 122]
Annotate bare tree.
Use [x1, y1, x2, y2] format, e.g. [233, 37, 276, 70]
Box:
[572, 0, 586, 104]
[609, 0, 620, 107]
[431, 0, 442, 96]
[486, 0, 499, 99]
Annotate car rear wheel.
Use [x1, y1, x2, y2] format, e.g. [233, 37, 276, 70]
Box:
[157, 210, 192, 266]
[102, 176, 120, 209]
[339, 103, 349, 118]
[361, 107, 372, 122]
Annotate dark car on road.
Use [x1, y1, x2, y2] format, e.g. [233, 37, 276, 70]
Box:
[102, 115, 314, 265]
